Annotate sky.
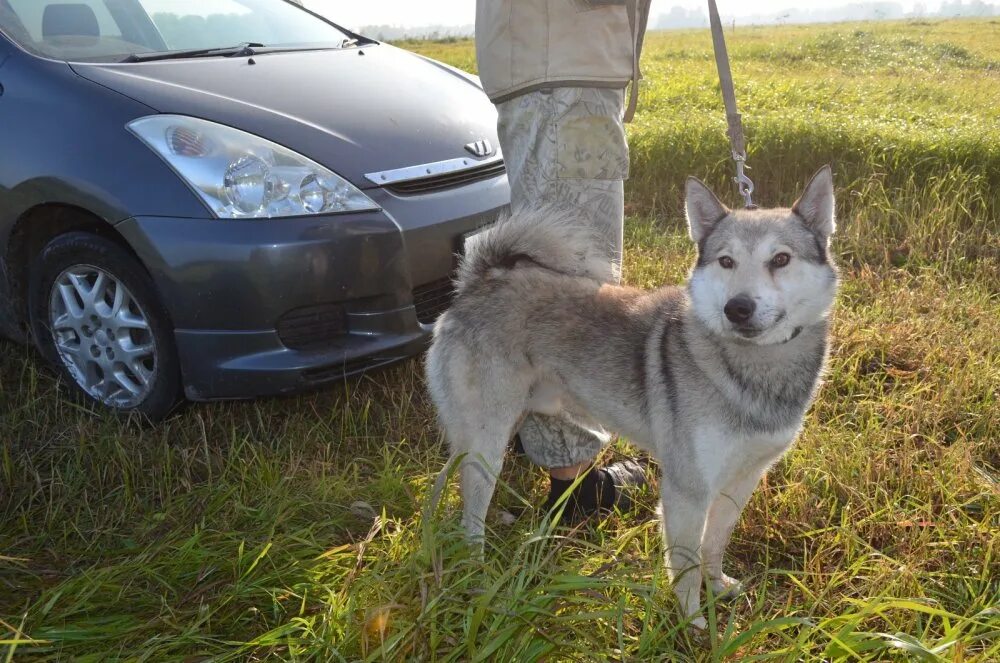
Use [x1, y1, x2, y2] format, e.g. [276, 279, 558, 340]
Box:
[302, 1, 948, 29]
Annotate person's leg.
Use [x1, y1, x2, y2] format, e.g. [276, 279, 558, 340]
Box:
[498, 87, 627, 269]
[547, 87, 628, 270]
[496, 87, 644, 515]
[497, 88, 614, 478]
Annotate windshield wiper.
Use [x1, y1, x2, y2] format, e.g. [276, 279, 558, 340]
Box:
[124, 42, 265, 63]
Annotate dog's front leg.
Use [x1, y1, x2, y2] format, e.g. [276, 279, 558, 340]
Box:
[659, 482, 711, 629]
[701, 468, 764, 598]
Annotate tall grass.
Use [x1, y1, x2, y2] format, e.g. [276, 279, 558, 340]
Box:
[2, 18, 999, 661]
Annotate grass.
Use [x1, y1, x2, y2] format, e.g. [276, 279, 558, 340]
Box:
[3, 18, 999, 661]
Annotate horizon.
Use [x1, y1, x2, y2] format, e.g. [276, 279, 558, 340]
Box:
[300, 1, 975, 31]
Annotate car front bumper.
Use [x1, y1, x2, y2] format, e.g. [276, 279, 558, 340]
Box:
[116, 177, 508, 400]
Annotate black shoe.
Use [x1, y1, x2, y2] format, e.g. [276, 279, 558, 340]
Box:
[599, 458, 650, 513]
[546, 458, 649, 521]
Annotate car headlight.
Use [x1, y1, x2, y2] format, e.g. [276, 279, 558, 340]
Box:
[127, 115, 379, 219]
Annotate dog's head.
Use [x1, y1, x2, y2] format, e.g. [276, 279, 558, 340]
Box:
[685, 166, 839, 345]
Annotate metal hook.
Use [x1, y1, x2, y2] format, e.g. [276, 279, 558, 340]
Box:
[732, 151, 756, 209]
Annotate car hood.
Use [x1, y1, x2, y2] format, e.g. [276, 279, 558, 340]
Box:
[71, 45, 498, 188]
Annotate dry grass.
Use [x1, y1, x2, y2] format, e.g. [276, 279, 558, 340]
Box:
[3, 18, 999, 661]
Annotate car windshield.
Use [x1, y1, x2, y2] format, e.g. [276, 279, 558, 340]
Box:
[0, 0, 355, 63]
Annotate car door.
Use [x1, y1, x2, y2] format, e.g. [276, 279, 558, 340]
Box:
[0, 30, 17, 339]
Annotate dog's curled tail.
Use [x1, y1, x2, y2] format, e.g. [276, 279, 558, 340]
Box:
[455, 206, 618, 292]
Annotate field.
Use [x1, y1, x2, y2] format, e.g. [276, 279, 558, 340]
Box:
[3, 19, 999, 661]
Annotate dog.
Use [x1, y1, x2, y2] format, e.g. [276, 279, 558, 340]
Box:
[426, 167, 838, 628]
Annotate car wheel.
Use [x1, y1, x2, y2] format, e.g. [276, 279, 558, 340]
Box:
[28, 231, 181, 420]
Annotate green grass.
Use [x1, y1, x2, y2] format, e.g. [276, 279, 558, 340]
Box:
[3, 19, 999, 661]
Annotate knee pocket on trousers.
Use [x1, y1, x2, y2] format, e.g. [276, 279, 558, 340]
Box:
[556, 114, 629, 181]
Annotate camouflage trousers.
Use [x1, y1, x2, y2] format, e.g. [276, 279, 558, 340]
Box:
[496, 86, 628, 469]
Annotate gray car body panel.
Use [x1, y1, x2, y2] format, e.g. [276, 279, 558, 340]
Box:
[0, 27, 510, 399]
[0, 47, 208, 339]
[70, 44, 500, 189]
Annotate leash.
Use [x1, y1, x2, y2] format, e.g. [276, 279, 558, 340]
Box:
[624, 0, 652, 123]
[707, 0, 756, 209]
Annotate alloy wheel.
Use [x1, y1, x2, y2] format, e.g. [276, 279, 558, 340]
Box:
[48, 265, 158, 408]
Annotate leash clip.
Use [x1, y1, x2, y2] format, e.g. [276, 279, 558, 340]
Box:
[732, 151, 756, 209]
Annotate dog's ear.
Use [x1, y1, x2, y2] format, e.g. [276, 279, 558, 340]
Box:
[685, 177, 729, 243]
[793, 165, 836, 238]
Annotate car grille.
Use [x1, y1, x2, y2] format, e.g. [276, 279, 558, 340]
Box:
[387, 160, 506, 195]
[412, 277, 455, 324]
[276, 303, 348, 350]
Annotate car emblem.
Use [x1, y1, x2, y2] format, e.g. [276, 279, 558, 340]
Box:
[464, 139, 494, 158]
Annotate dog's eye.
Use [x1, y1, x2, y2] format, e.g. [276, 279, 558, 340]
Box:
[771, 253, 791, 268]
[718, 256, 735, 269]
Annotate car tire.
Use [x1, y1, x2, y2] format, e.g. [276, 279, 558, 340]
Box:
[28, 231, 181, 420]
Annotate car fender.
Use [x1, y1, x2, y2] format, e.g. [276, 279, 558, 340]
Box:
[0, 53, 209, 338]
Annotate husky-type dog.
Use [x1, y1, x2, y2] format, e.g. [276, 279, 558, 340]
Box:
[426, 167, 838, 627]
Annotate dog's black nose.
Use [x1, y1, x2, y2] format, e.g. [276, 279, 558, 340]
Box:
[724, 295, 756, 324]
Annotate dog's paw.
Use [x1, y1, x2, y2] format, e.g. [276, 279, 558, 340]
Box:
[710, 573, 744, 599]
[688, 615, 708, 631]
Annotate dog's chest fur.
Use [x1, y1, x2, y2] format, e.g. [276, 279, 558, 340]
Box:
[639, 290, 827, 475]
